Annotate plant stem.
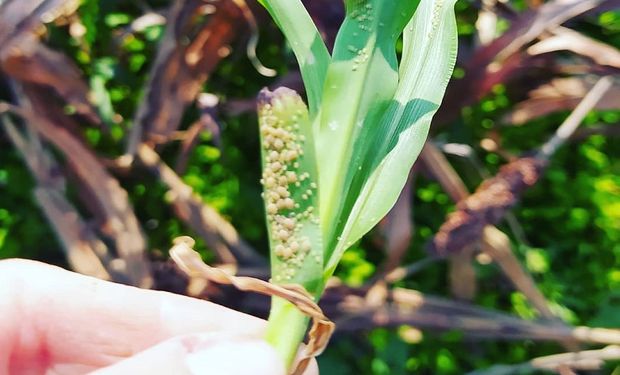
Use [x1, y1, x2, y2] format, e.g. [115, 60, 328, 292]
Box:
[265, 296, 310, 368]
[538, 75, 613, 160]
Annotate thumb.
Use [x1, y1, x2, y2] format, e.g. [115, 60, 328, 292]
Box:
[91, 333, 286, 375]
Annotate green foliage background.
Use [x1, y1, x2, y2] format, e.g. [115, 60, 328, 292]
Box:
[1, 0, 619, 373]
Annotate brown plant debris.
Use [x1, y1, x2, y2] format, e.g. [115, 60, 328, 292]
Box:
[3, 95, 152, 288]
[474, 345, 620, 374]
[505, 77, 620, 125]
[169, 236, 335, 375]
[127, 0, 244, 154]
[437, 0, 607, 125]
[429, 157, 547, 255]
[2, 115, 111, 280]
[0, 0, 80, 46]
[528, 26, 620, 69]
[0, 35, 100, 124]
[138, 144, 265, 266]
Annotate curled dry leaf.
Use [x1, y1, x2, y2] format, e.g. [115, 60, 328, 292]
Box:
[169, 236, 335, 375]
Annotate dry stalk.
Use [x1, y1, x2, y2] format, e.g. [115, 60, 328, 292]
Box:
[470, 345, 620, 374]
[538, 75, 614, 159]
[421, 143, 556, 313]
[2, 115, 111, 280]
[2, 99, 152, 287]
[138, 144, 265, 266]
[126, 0, 244, 156]
[430, 75, 614, 257]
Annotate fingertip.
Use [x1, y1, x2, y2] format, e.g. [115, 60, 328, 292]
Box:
[92, 333, 286, 375]
[185, 336, 286, 375]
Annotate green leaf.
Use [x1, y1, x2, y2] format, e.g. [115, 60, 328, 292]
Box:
[324, 0, 458, 275]
[316, 0, 420, 259]
[257, 87, 323, 294]
[260, 1, 459, 367]
[258, 0, 330, 117]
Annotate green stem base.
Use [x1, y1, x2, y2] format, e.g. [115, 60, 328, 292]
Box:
[265, 296, 310, 368]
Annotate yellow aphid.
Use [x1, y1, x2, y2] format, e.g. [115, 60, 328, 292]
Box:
[277, 229, 290, 241]
[267, 203, 278, 215]
[264, 177, 276, 188]
[273, 139, 285, 150]
[282, 218, 296, 230]
[283, 198, 295, 209]
[270, 161, 282, 172]
[276, 186, 290, 198]
[286, 172, 298, 183]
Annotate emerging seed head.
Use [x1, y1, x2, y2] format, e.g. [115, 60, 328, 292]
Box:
[258, 87, 320, 271]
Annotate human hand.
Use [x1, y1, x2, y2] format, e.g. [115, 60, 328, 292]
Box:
[0, 259, 318, 375]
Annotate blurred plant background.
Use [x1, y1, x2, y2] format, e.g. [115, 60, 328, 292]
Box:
[0, 0, 619, 374]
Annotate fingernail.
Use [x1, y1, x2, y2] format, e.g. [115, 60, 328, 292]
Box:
[185, 338, 286, 375]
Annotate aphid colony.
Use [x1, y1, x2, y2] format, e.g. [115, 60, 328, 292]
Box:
[350, 2, 374, 32]
[258, 90, 320, 280]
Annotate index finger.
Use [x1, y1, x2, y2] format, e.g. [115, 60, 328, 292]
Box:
[0, 259, 266, 374]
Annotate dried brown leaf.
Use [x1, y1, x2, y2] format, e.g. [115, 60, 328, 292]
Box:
[529, 27, 620, 69]
[127, 0, 244, 153]
[506, 77, 620, 125]
[496, 0, 606, 61]
[2, 115, 111, 280]
[475, 0, 499, 46]
[174, 93, 222, 174]
[0, 0, 79, 45]
[420, 144, 478, 300]
[1, 35, 100, 124]
[34, 188, 113, 280]
[170, 236, 334, 375]
[419, 143, 564, 320]
[439, 0, 608, 124]
[6, 89, 152, 288]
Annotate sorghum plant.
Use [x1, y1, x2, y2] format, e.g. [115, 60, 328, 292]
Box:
[256, 0, 458, 369]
